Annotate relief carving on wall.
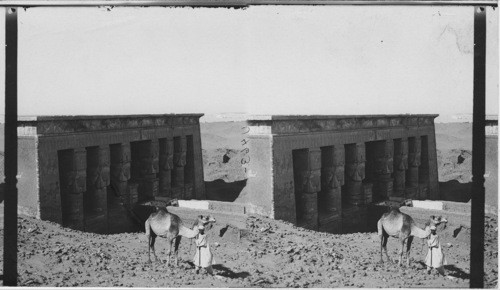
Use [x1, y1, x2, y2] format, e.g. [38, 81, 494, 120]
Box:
[160, 153, 174, 171]
[408, 137, 421, 167]
[173, 152, 187, 167]
[394, 139, 408, 171]
[346, 143, 365, 182]
[89, 147, 110, 190]
[111, 144, 131, 183]
[320, 145, 345, 189]
[321, 166, 345, 190]
[111, 162, 130, 183]
[346, 162, 365, 182]
[139, 141, 159, 176]
[296, 170, 321, 193]
[374, 140, 394, 175]
[159, 139, 175, 172]
[70, 149, 87, 193]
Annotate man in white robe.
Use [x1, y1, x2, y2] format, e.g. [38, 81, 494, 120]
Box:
[425, 225, 448, 275]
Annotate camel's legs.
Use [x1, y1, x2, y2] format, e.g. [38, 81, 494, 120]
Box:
[382, 234, 391, 263]
[147, 233, 152, 264]
[399, 238, 406, 266]
[405, 236, 414, 267]
[174, 236, 182, 266]
[379, 234, 384, 263]
[167, 237, 174, 267]
[145, 220, 152, 264]
[150, 233, 158, 262]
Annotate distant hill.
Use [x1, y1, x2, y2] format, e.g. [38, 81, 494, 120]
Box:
[435, 122, 497, 207]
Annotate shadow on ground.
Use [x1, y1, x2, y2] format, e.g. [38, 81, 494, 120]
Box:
[213, 264, 251, 279]
[444, 264, 470, 279]
[416, 261, 470, 279]
[184, 261, 250, 279]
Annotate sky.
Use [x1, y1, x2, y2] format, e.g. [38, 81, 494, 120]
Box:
[0, 6, 497, 122]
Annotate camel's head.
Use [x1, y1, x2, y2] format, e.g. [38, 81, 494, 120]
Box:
[429, 215, 448, 229]
[198, 215, 216, 230]
[401, 199, 413, 207]
[168, 199, 179, 207]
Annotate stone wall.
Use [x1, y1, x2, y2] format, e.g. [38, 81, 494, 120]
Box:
[17, 114, 205, 233]
[244, 115, 439, 233]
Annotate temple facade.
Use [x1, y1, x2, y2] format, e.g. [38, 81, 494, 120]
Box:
[17, 114, 205, 233]
[243, 115, 439, 232]
[15, 113, 440, 235]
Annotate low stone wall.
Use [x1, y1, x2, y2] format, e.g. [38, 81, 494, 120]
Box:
[399, 205, 471, 228]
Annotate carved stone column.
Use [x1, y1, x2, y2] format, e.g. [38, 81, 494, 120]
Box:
[406, 136, 421, 199]
[39, 150, 63, 223]
[345, 143, 366, 206]
[110, 143, 131, 205]
[320, 145, 345, 216]
[393, 138, 408, 198]
[293, 148, 321, 230]
[374, 140, 394, 199]
[159, 138, 174, 198]
[59, 148, 87, 230]
[184, 136, 195, 199]
[172, 136, 187, 199]
[136, 140, 159, 200]
[419, 136, 430, 199]
[86, 146, 110, 232]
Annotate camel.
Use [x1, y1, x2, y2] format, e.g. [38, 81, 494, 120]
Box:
[145, 200, 203, 266]
[377, 208, 446, 266]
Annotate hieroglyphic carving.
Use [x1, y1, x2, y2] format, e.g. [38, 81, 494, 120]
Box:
[69, 148, 87, 194]
[346, 143, 366, 182]
[174, 136, 187, 168]
[372, 140, 394, 199]
[407, 136, 421, 188]
[393, 138, 408, 194]
[394, 138, 408, 171]
[374, 140, 393, 175]
[159, 138, 174, 195]
[110, 143, 131, 199]
[87, 146, 110, 212]
[320, 146, 344, 215]
[110, 144, 131, 182]
[160, 139, 174, 171]
[172, 136, 187, 189]
[139, 140, 159, 176]
[408, 136, 421, 168]
[293, 148, 321, 229]
[321, 146, 345, 190]
[59, 148, 87, 229]
[88, 147, 110, 190]
[345, 143, 366, 205]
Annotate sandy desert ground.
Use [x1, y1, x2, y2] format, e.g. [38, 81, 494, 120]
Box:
[4, 208, 498, 288]
[0, 121, 497, 287]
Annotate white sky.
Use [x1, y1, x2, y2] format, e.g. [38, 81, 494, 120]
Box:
[0, 6, 497, 122]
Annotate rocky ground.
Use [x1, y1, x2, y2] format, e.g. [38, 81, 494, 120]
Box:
[1, 210, 497, 288]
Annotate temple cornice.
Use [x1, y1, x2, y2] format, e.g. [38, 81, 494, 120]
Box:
[17, 114, 204, 136]
[247, 114, 438, 135]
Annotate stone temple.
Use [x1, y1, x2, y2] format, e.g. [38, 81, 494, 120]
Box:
[17, 114, 205, 233]
[241, 114, 439, 232]
[15, 114, 439, 234]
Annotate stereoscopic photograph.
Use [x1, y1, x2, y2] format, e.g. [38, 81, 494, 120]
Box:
[0, 1, 497, 288]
